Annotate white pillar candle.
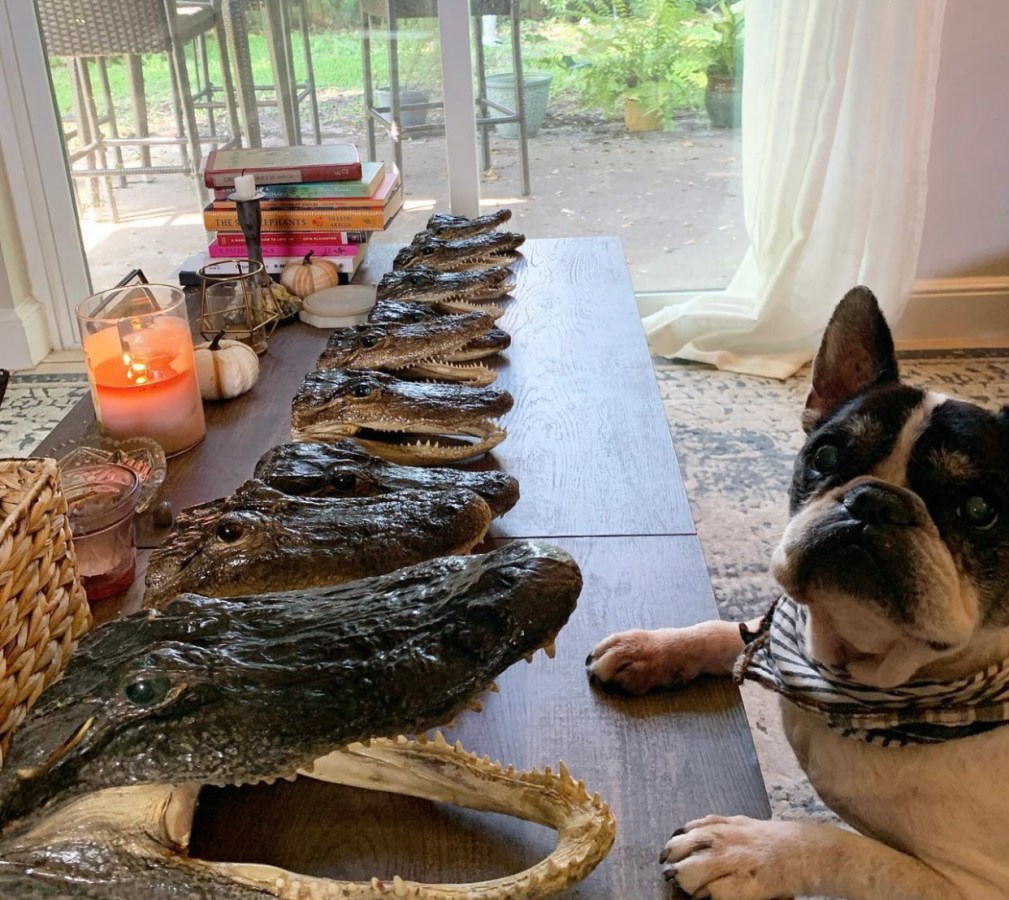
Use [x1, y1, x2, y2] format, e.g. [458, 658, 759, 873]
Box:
[232, 173, 257, 200]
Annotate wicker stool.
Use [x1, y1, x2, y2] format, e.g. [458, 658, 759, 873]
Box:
[0, 459, 91, 761]
[37, 0, 242, 221]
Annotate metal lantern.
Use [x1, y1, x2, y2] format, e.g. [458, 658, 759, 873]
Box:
[198, 258, 280, 355]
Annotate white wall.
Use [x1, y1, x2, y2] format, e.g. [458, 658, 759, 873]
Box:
[917, 0, 1009, 281]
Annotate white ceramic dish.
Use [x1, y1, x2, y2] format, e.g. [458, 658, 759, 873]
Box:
[299, 284, 377, 325]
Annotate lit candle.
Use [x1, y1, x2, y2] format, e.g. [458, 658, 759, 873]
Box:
[232, 173, 257, 200]
[78, 285, 206, 456]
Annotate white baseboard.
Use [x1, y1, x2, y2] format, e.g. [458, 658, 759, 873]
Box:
[0, 300, 52, 370]
[895, 276, 1009, 349]
[635, 278, 1009, 351]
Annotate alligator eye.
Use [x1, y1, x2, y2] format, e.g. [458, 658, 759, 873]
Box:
[408, 312, 425, 323]
[960, 495, 998, 530]
[330, 473, 357, 491]
[812, 442, 839, 474]
[409, 274, 427, 286]
[216, 519, 244, 542]
[124, 675, 172, 707]
[351, 383, 373, 398]
[360, 334, 380, 348]
[423, 246, 435, 255]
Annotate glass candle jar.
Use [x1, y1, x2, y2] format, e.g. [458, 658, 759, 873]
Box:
[198, 258, 279, 355]
[63, 463, 141, 603]
[76, 283, 206, 456]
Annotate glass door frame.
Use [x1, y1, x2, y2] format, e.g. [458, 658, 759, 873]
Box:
[0, 0, 482, 353]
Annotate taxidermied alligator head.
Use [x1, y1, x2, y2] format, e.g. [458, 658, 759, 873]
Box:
[144, 480, 492, 608]
[377, 266, 515, 317]
[292, 369, 513, 465]
[316, 314, 499, 386]
[393, 232, 525, 272]
[255, 440, 520, 518]
[369, 299, 512, 362]
[418, 207, 513, 240]
[0, 542, 615, 898]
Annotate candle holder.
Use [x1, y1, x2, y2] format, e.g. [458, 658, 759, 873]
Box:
[231, 181, 293, 323]
[75, 282, 206, 456]
[198, 258, 280, 355]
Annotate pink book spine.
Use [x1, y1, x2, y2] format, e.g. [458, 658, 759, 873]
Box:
[208, 240, 360, 258]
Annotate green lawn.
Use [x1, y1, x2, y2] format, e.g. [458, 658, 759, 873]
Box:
[48, 23, 584, 123]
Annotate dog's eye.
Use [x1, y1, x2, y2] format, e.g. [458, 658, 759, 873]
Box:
[960, 495, 999, 530]
[812, 443, 840, 473]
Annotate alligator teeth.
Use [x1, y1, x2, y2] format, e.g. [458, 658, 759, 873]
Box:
[488, 680, 500, 692]
[544, 640, 557, 659]
[468, 699, 483, 713]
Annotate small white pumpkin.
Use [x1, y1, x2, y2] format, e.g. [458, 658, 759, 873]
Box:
[280, 250, 342, 299]
[194, 331, 260, 400]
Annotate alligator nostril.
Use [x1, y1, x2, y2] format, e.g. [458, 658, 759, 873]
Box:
[843, 483, 916, 527]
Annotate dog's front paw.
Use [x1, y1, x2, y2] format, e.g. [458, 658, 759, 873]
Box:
[661, 815, 799, 900]
[586, 626, 709, 694]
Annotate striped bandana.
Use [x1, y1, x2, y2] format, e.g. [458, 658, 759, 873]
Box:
[734, 597, 1009, 747]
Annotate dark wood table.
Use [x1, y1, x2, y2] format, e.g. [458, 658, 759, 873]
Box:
[34, 237, 768, 897]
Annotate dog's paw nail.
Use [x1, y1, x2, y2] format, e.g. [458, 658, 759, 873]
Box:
[662, 863, 679, 884]
[585, 651, 595, 665]
[671, 826, 686, 837]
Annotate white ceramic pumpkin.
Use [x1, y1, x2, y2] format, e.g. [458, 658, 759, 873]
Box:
[280, 250, 342, 299]
[193, 332, 260, 400]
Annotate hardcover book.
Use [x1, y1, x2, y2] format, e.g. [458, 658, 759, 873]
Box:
[203, 184, 404, 232]
[214, 231, 370, 247]
[208, 239, 367, 259]
[211, 172, 400, 211]
[210, 161, 386, 200]
[202, 144, 363, 188]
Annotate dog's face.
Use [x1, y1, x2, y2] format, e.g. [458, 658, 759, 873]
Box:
[771, 287, 1009, 688]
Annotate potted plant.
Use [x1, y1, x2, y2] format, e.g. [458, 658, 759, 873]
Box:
[685, 0, 744, 128]
[572, 0, 696, 132]
[376, 25, 441, 128]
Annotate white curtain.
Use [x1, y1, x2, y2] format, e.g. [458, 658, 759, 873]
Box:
[643, 0, 947, 378]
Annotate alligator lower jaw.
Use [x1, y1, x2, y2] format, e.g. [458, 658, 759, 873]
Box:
[397, 359, 497, 387]
[129, 732, 613, 899]
[444, 336, 511, 362]
[293, 425, 507, 466]
[420, 252, 521, 273]
[436, 299, 506, 319]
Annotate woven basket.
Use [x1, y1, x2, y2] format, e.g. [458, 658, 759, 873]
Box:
[0, 459, 92, 759]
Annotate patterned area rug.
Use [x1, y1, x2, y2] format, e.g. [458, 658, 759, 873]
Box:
[653, 350, 1009, 826]
[0, 373, 88, 458]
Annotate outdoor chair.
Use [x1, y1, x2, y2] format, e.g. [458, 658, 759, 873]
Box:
[359, 0, 531, 196]
[218, 0, 322, 148]
[37, 0, 243, 221]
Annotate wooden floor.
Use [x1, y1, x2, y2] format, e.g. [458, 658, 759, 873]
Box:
[34, 237, 768, 897]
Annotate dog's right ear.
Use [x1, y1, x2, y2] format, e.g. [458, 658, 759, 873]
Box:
[802, 286, 899, 433]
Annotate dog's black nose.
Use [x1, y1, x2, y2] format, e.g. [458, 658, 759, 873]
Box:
[843, 483, 916, 526]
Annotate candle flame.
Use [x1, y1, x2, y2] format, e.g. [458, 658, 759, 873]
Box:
[122, 352, 151, 386]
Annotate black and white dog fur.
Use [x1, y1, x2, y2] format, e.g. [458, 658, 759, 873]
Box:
[587, 286, 1009, 899]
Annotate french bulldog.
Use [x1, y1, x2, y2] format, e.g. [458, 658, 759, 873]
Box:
[586, 286, 1009, 899]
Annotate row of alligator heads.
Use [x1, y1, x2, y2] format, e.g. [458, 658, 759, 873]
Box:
[0, 208, 617, 898]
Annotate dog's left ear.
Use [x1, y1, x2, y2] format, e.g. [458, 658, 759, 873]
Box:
[803, 286, 899, 433]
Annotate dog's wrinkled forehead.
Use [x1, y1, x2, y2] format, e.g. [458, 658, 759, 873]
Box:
[795, 384, 1009, 508]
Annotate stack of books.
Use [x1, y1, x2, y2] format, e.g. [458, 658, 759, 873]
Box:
[188, 144, 403, 285]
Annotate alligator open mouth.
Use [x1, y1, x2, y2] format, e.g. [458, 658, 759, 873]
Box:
[316, 318, 501, 387]
[297, 421, 508, 466]
[376, 267, 516, 319]
[291, 370, 514, 466]
[0, 544, 615, 897]
[368, 301, 512, 363]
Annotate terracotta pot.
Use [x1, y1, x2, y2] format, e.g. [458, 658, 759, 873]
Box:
[624, 98, 662, 133]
